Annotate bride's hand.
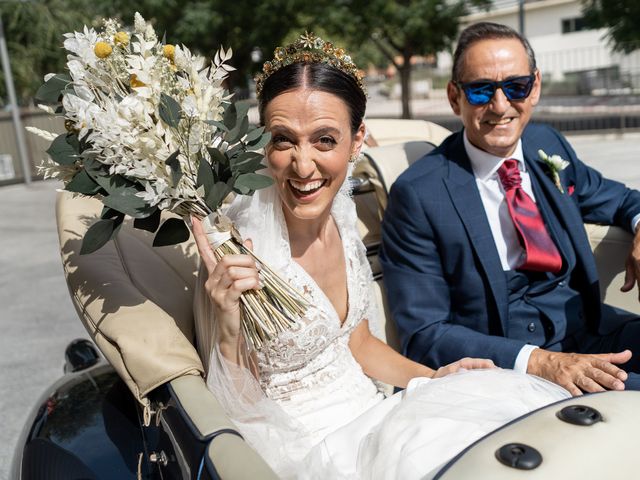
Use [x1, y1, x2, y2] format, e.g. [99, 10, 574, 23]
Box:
[192, 216, 260, 342]
[432, 357, 496, 379]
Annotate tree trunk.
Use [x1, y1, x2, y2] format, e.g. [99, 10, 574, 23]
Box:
[399, 53, 412, 119]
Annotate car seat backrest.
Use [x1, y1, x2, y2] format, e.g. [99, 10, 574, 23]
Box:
[56, 191, 203, 402]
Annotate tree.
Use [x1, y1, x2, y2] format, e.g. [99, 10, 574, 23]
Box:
[582, 0, 640, 53]
[0, 0, 102, 104]
[309, 0, 490, 118]
[3, 0, 308, 104]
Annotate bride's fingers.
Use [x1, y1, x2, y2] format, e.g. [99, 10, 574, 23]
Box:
[192, 216, 217, 274]
[217, 265, 261, 289]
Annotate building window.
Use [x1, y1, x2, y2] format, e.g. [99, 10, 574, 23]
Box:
[562, 17, 588, 34]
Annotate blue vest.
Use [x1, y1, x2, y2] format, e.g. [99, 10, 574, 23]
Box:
[504, 169, 585, 349]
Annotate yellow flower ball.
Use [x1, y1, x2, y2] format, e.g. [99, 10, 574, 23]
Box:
[130, 74, 146, 88]
[94, 41, 113, 59]
[114, 31, 129, 46]
[163, 44, 176, 62]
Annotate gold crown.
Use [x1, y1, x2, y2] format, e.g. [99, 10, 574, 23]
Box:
[255, 32, 366, 97]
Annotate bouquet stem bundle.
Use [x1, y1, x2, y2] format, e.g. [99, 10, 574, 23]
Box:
[212, 232, 309, 350]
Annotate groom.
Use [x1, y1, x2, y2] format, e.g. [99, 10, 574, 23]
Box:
[380, 22, 640, 395]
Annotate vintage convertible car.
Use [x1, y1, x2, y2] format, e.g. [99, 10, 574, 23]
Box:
[11, 119, 640, 479]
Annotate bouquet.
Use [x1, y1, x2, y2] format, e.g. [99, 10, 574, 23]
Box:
[28, 13, 308, 350]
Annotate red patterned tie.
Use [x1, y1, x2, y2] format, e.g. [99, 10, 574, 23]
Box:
[498, 159, 562, 273]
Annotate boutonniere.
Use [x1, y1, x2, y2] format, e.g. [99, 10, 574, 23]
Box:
[538, 149, 569, 193]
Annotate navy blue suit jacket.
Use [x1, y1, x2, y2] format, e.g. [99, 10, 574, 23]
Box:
[380, 123, 640, 369]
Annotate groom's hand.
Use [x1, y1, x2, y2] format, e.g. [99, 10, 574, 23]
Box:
[621, 228, 640, 300]
[527, 349, 631, 396]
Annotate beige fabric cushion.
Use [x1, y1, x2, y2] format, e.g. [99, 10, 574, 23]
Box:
[364, 118, 451, 147]
[56, 191, 204, 403]
[585, 223, 639, 314]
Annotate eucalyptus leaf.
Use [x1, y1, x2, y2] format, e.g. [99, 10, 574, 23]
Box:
[235, 157, 265, 175]
[100, 206, 121, 220]
[207, 147, 228, 167]
[235, 173, 273, 192]
[197, 157, 215, 196]
[224, 143, 242, 161]
[35, 73, 71, 105]
[134, 208, 161, 232]
[235, 100, 251, 121]
[102, 187, 152, 218]
[65, 169, 101, 195]
[153, 218, 191, 247]
[165, 150, 182, 186]
[47, 133, 78, 165]
[234, 182, 250, 195]
[223, 103, 237, 130]
[230, 152, 264, 175]
[244, 126, 265, 143]
[159, 93, 182, 128]
[80, 218, 122, 255]
[205, 181, 232, 211]
[226, 116, 249, 144]
[93, 173, 139, 195]
[246, 131, 272, 151]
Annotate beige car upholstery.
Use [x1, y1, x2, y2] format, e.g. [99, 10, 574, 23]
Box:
[166, 375, 278, 478]
[56, 191, 204, 404]
[436, 391, 640, 480]
[364, 118, 451, 147]
[586, 223, 639, 313]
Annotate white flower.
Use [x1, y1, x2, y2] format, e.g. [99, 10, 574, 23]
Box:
[182, 95, 199, 118]
[134, 12, 146, 34]
[538, 149, 569, 193]
[538, 149, 569, 171]
[548, 154, 569, 171]
[25, 126, 58, 141]
[28, 12, 239, 214]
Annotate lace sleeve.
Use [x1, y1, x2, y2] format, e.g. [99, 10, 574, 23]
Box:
[193, 262, 313, 477]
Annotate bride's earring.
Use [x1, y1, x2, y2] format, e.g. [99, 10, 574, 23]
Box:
[349, 152, 361, 163]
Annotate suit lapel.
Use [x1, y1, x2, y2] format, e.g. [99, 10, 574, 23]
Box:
[443, 134, 510, 333]
[522, 138, 598, 279]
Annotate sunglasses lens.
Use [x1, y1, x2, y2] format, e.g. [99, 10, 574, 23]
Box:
[464, 83, 495, 106]
[503, 76, 534, 100]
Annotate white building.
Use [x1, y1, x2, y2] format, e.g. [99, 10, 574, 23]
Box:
[438, 0, 640, 94]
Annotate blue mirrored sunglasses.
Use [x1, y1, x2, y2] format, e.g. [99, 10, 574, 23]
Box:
[455, 74, 536, 106]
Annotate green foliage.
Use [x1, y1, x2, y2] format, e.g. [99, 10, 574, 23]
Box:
[47, 133, 78, 165]
[159, 93, 182, 128]
[582, 0, 640, 53]
[133, 208, 161, 232]
[80, 217, 123, 254]
[153, 218, 190, 247]
[305, 0, 491, 118]
[0, 0, 103, 105]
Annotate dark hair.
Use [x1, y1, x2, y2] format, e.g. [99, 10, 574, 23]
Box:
[258, 62, 366, 135]
[452, 22, 537, 82]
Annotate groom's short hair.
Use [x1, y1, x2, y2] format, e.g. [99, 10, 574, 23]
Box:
[452, 22, 537, 82]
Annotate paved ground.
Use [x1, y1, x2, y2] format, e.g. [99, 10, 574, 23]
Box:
[0, 130, 639, 478]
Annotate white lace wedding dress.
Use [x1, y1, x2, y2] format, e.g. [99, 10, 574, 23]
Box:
[194, 182, 570, 479]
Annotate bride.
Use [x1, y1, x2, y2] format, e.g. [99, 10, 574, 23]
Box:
[192, 34, 569, 479]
